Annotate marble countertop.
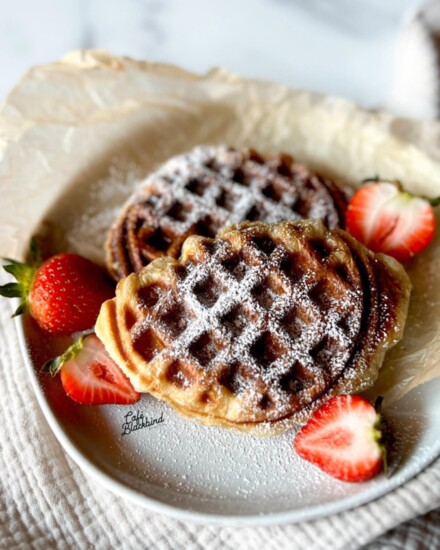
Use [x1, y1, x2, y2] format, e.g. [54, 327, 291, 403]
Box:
[1, 0, 436, 118]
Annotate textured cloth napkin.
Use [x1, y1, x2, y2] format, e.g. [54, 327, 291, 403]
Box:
[0, 290, 439, 549]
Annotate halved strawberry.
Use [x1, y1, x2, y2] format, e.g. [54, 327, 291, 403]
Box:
[346, 179, 438, 262]
[294, 395, 385, 482]
[45, 334, 141, 405]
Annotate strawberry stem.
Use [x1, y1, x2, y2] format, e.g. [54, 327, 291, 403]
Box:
[361, 175, 380, 184]
[29, 237, 42, 265]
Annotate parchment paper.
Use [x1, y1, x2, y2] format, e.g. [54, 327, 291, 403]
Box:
[1, 49, 439, 405]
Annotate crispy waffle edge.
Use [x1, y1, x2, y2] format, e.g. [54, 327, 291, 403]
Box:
[96, 220, 411, 436]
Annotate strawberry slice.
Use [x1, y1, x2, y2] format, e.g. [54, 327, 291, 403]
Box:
[294, 395, 385, 482]
[346, 180, 437, 262]
[45, 334, 141, 405]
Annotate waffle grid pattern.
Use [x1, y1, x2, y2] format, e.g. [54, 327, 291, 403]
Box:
[123, 222, 364, 423]
[107, 146, 348, 280]
[97, 220, 411, 432]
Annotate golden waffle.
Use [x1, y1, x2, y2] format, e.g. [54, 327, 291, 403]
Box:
[96, 220, 411, 435]
[106, 146, 348, 280]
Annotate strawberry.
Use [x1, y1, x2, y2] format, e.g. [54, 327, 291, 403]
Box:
[346, 179, 439, 262]
[293, 395, 386, 482]
[0, 240, 115, 334]
[44, 333, 141, 405]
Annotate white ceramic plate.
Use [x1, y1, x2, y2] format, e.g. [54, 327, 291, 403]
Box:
[18, 312, 440, 527]
[15, 146, 440, 526]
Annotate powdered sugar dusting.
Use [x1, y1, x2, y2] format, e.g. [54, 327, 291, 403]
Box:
[123, 220, 375, 428]
[70, 377, 431, 515]
[64, 159, 145, 263]
[94, 395, 366, 508]
[108, 145, 347, 279]
[28, 144, 426, 520]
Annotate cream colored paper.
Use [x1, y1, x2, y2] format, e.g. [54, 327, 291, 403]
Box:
[1, 49, 439, 404]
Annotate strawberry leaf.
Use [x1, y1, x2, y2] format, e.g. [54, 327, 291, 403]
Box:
[373, 414, 388, 475]
[2, 262, 35, 292]
[0, 238, 43, 317]
[42, 356, 63, 376]
[0, 282, 23, 298]
[373, 396, 394, 477]
[42, 336, 86, 376]
[426, 196, 440, 207]
[12, 303, 28, 318]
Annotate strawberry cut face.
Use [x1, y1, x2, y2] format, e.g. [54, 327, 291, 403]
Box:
[346, 182, 436, 262]
[294, 395, 384, 483]
[59, 334, 141, 405]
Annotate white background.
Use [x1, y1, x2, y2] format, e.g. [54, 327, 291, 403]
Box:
[0, 0, 435, 116]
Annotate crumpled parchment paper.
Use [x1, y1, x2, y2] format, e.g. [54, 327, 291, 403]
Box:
[1, 49, 439, 405]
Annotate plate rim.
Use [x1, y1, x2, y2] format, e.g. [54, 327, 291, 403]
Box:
[17, 317, 440, 527]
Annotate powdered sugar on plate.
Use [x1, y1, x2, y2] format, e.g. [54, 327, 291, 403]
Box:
[27, 151, 440, 521]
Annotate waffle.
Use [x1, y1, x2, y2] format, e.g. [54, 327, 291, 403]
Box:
[96, 220, 411, 435]
[106, 146, 348, 280]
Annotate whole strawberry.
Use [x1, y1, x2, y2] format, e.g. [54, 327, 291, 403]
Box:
[0, 240, 115, 334]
